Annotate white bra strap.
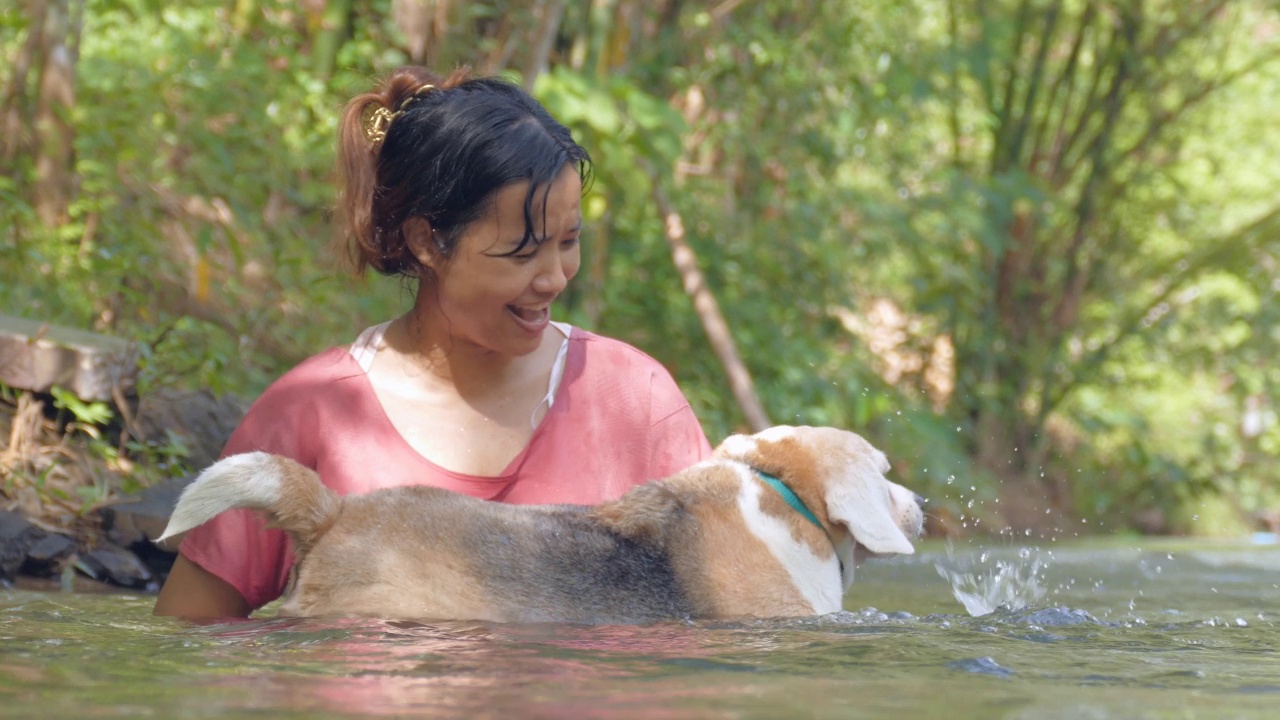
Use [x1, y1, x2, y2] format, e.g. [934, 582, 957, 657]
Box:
[530, 322, 572, 428]
[348, 322, 391, 373]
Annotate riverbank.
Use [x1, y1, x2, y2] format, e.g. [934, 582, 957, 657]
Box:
[0, 388, 243, 592]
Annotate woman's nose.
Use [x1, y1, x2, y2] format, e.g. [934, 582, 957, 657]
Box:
[532, 248, 568, 294]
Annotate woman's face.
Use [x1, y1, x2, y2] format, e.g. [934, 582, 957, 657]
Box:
[424, 165, 582, 358]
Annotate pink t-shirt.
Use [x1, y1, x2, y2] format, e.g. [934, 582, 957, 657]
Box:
[179, 325, 711, 609]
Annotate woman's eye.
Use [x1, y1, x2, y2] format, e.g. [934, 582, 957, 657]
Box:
[562, 236, 580, 248]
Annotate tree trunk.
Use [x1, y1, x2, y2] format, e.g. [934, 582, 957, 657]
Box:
[974, 401, 1065, 533]
[523, 0, 569, 90]
[2, 0, 51, 164]
[393, 0, 451, 65]
[33, 0, 76, 227]
[311, 0, 352, 80]
[649, 172, 771, 432]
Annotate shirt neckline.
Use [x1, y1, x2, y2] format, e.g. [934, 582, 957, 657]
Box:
[345, 322, 577, 482]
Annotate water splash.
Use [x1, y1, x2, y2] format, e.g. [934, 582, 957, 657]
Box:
[935, 545, 1048, 616]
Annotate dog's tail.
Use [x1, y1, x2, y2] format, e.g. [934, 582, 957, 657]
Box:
[157, 452, 339, 549]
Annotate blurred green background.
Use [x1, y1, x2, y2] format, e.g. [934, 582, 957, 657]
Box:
[3, 0, 1277, 537]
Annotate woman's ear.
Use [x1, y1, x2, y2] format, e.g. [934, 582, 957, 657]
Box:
[403, 216, 441, 271]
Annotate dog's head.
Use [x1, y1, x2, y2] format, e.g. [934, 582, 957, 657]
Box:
[713, 425, 924, 588]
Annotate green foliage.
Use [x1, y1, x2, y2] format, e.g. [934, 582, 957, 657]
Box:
[3, 0, 1277, 535]
[49, 387, 113, 427]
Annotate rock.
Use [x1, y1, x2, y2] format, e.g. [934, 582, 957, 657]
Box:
[101, 474, 194, 548]
[0, 314, 140, 401]
[132, 388, 245, 470]
[1133, 507, 1168, 535]
[78, 544, 155, 590]
[127, 535, 179, 579]
[21, 533, 77, 577]
[0, 510, 46, 580]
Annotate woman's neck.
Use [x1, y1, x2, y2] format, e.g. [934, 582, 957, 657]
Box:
[388, 309, 550, 398]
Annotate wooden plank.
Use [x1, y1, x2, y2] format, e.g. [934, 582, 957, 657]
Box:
[0, 314, 139, 401]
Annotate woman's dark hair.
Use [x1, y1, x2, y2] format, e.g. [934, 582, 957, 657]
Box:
[337, 66, 592, 276]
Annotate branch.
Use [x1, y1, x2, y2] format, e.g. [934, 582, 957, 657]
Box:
[989, 0, 1033, 173]
[1147, 0, 1231, 64]
[481, 11, 517, 75]
[1113, 48, 1280, 172]
[948, 0, 962, 168]
[1050, 9, 1125, 187]
[1005, 0, 1062, 169]
[1047, 8, 1137, 328]
[1042, 205, 1280, 417]
[974, 0, 997, 113]
[643, 162, 771, 432]
[1039, 1, 1096, 179]
[1027, 0, 1088, 168]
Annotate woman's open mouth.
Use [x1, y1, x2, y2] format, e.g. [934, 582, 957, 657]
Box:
[506, 304, 550, 332]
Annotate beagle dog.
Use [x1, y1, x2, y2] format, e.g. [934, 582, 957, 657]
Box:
[158, 426, 924, 623]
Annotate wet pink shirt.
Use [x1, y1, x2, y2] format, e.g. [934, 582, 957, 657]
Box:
[179, 325, 711, 610]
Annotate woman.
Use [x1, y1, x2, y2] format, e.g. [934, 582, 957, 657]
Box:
[154, 67, 711, 618]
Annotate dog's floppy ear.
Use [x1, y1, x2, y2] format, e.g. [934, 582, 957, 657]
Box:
[823, 460, 916, 555]
[722, 427, 915, 556]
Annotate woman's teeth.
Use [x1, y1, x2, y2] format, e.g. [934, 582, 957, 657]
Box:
[508, 305, 548, 322]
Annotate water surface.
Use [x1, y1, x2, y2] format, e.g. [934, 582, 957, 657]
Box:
[2, 539, 1276, 719]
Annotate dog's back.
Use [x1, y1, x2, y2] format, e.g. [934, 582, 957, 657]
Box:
[283, 484, 699, 623]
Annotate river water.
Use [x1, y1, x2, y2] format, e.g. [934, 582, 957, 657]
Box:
[2, 538, 1277, 719]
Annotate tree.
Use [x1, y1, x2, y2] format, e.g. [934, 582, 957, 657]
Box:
[876, 0, 1280, 525]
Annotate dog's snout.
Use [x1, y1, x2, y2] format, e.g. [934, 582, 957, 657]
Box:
[913, 493, 928, 508]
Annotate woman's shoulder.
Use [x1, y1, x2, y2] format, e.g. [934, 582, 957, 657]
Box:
[567, 327, 672, 375]
[562, 327, 693, 419]
[244, 345, 367, 413]
[273, 345, 363, 383]
[222, 344, 374, 460]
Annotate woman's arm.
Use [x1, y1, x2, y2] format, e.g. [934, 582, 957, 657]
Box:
[152, 354, 330, 619]
[153, 554, 253, 619]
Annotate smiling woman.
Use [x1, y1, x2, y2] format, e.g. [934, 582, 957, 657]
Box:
[153, 67, 712, 620]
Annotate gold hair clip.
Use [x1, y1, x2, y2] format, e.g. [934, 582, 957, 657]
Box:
[364, 106, 397, 144]
[363, 84, 438, 144]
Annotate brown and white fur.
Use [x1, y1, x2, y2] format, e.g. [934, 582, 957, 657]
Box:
[158, 425, 924, 623]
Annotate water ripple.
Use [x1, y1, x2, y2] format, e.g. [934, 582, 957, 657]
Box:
[947, 655, 1015, 677]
